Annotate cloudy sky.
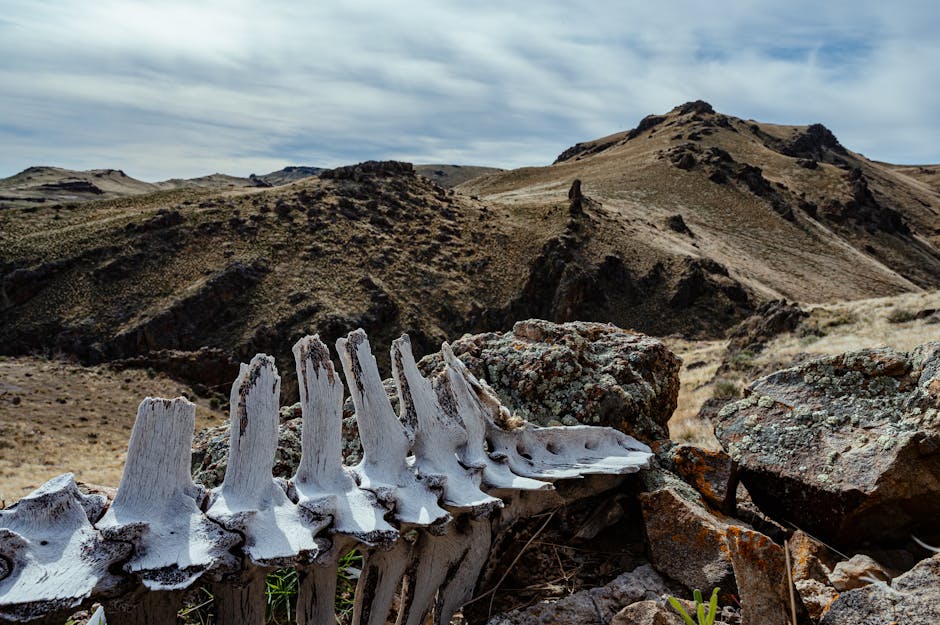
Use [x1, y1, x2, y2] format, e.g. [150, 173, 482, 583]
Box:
[2, 1, 939, 181]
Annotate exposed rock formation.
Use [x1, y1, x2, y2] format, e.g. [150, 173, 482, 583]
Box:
[715, 343, 940, 547]
[420, 319, 681, 443]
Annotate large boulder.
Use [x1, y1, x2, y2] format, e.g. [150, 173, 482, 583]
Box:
[420, 319, 681, 444]
[715, 343, 940, 547]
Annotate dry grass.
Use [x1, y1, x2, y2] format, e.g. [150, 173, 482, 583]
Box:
[662, 338, 725, 449]
[754, 290, 940, 368]
[666, 290, 940, 448]
[0, 356, 226, 501]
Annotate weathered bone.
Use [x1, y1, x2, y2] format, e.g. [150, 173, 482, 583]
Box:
[295, 535, 357, 625]
[486, 423, 653, 480]
[352, 540, 411, 625]
[391, 335, 501, 516]
[206, 355, 322, 566]
[0, 474, 126, 622]
[291, 336, 397, 546]
[398, 517, 493, 625]
[440, 344, 555, 493]
[337, 330, 450, 529]
[86, 605, 106, 624]
[97, 398, 237, 590]
[1, 329, 655, 624]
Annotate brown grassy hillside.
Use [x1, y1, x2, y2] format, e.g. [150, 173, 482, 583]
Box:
[2, 103, 939, 406]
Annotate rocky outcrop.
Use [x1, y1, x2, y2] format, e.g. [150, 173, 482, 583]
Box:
[779, 124, 848, 162]
[822, 168, 910, 235]
[111, 347, 240, 392]
[109, 260, 270, 356]
[726, 300, 807, 354]
[820, 554, 940, 625]
[419, 319, 681, 443]
[715, 343, 940, 548]
[319, 160, 415, 181]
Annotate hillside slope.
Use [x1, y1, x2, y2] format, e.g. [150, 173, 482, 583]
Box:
[460, 101, 940, 323]
[0, 165, 327, 209]
[2, 103, 939, 402]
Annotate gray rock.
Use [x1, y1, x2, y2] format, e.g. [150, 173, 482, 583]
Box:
[486, 564, 670, 625]
[715, 343, 940, 547]
[639, 472, 736, 596]
[420, 319, 681, 444]
[828, 554, 891, 591]
[821, 554, 940, 625]
[794, 579, 839, 622]
[611, 600, 684, 625]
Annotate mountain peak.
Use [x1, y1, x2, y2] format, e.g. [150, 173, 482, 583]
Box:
[671, 100, 715, 116]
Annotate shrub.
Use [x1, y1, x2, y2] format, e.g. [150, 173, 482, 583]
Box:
[712, 379, 740, 400]
[886, 308, 917, 324]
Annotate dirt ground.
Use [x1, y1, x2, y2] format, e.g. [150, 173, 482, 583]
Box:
[0, 356, 226, 503]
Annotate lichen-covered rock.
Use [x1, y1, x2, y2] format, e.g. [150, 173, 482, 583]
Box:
[664, 444, 738, 513]
[486, 564, 671, 625]
[788, 530, 837, 584]
[725, 526, 800, 625]
[715, 343, 940, 547]
[820, 554, 940, 625]
[795, 579, 839, 622]
[639, 467, 737, 596]
[420, 319, 681, 443]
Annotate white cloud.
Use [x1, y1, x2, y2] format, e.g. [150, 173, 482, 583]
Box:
[1, 0, 938, 180]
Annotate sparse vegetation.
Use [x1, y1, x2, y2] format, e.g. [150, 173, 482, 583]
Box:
[668, 588, 719, 625]
[712, 379, 741, 400]
[887, 308, 917, 324]
[175, 550, 362, 625]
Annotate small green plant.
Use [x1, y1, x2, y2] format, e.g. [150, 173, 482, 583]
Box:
[335, 549, 363, 622]
[265, 567, 298, 624]
[668, 587, 719, 625]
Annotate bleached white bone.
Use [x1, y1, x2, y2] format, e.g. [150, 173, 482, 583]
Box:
[351, 540, 411, 625]
[486, 422, 653, 480]
[291, 335, 397, 546]
[206, 355, 322, 565]
[0, 475, 126, 622]
[98, 398, 237, 590]
[440, 344, 555, 493]
[337, 330, 450, 529]
[391, 335, 501, 516]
